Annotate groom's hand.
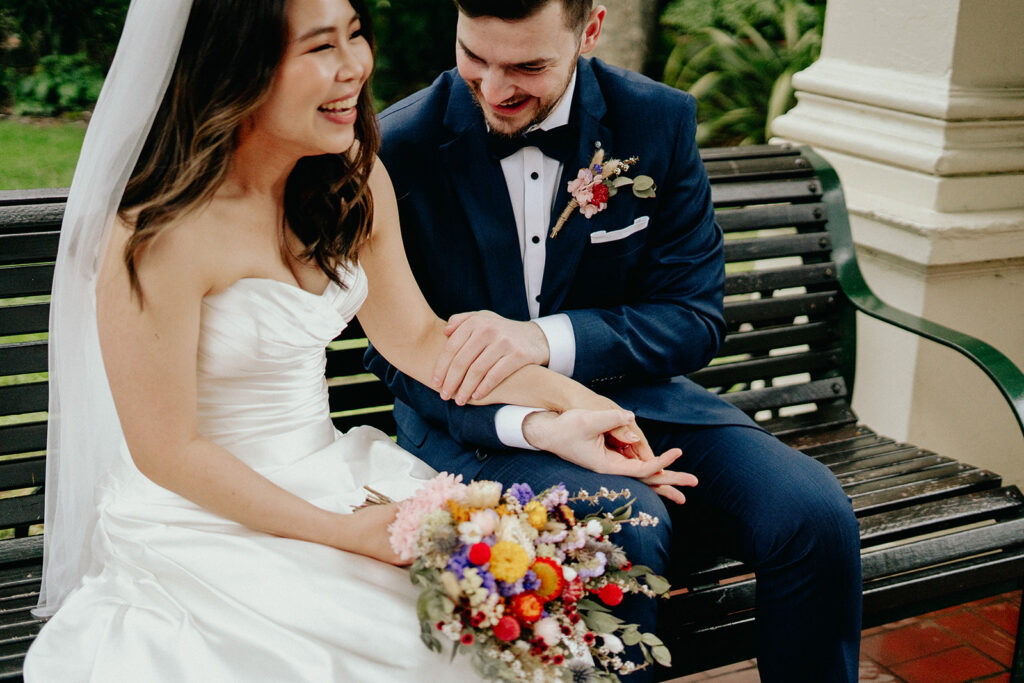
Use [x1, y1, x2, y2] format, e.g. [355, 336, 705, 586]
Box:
[522, 409, 698, 504]
[432, 310, 550, 404]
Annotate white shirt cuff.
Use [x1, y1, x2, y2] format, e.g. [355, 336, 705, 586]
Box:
[533, 313, 576, 377]
[495, 405, 545, 451]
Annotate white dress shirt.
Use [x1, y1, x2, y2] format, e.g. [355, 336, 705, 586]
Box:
[492, 73, 579, 450]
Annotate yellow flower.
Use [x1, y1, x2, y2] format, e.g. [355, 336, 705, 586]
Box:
[525, 501, 547, 530]
[447, 499, 471, 524]
[489, 541, 531, 583]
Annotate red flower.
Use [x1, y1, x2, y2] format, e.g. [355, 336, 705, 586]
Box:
[621, 561, 632, 571]
[561, 577, 584, 604]
[510, 592, 544, 623]
[461, 632, 475, 646]
[468, 542, 491, 565]
[435, 621, 444, 631]
[597, 583, 624, 606]
[493, 616, 521, 642]
[551, 654, 565, 665]
[583, 632, 595, 644]
[592, 182, 610, 205]
[470, 612, 486, 627]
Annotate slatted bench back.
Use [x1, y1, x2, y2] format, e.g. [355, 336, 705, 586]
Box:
[0, 145, 858, 538]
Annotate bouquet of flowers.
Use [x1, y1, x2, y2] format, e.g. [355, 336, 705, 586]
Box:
[374, 473, 672, 682]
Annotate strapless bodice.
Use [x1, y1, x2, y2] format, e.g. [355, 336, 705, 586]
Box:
[194, 265, 367, 464]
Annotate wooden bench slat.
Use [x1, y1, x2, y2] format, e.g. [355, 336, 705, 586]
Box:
[704, 155, 815, 182]
[723, 232, 831, 263]
[0, 495, 44, 530]
[0, 341, 47, 376]
[725, 262, 837, 295]
[0, 266, 53, 299]
[803, 434, 896, 459]
[723, 291, 840, 326]
[716, 203, 827, 233]
[858, 487, 1022, 545]
[846, 462, 977, 496]
[717, 321, 835, 357]
[833, 453, 952, 482]
[711, 178, 822, 208]
[690, 349, 841, 389]
[324, 346, 370, 377]
[721, 377, 847, 413]
[0, 458, 45, 491]
[0, 304, 49, 338]
[699, 145, 800, 162]
[0, 189, 68, 206]
[822, 443, 927, 472]
[0, 423, 46, 458]
[757, 404, 859, 437]
[327, 379, 396, 413]
[0, 232, 59, 265]
[0, 384, 47, 416]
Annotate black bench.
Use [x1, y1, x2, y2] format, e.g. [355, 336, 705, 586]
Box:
[1, 145, 1022, 680]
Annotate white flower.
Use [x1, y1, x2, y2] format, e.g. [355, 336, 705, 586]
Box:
[458, 520, 483, 544]
[497, 515, 538, 560]
[586, 519, 603, 537]
[562, 566, 578, 582]
[600, 634, 624, 654]
[471, 508, 499, 536]
[466, 480, 503, 508]
[534, 617, 562, 647]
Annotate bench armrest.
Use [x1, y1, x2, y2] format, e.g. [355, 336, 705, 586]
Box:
[801, 147, 1024, 441]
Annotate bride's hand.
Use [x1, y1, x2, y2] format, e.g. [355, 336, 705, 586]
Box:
[432, 311, 550, 405]
[346, 502, 411, 566]
[522, 409, 699, 504]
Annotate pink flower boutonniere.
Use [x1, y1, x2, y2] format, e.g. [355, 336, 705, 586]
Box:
[550, 147, 657, 238]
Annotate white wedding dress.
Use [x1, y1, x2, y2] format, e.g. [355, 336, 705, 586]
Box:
[24, 265, 478, 681]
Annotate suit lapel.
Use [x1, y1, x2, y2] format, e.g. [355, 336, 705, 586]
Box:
[440, 78, 530, 320]
[539, 60, 613, 316]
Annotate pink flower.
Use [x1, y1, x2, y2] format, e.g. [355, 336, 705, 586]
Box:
[389, 473, 468, 560]
[567, 168, 595, 206]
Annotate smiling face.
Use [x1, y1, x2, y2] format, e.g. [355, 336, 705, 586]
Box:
[249, 0, 373, 158]
[455, 2, 603, 137]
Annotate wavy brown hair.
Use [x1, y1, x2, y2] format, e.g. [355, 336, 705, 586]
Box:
[119, 0, 380, 297]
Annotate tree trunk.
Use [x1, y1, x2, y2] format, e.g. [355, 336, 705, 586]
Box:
[589, 0, 660, 74]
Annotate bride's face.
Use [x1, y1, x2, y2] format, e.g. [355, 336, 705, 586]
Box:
[250, 0, 372, 158]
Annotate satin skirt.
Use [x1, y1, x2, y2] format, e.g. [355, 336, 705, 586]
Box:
[24, 423, 479, 682]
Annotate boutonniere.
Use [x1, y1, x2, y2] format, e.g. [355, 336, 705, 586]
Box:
[550, 148, 657, 238]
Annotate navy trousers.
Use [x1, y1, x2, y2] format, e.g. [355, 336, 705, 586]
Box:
[398, 420, 861, 682]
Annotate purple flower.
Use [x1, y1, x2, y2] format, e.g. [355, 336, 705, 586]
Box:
[446, 546, 471, 579]
[541, 483, 568, 510]
[497, 569, 540, 596]
[478, 569, 498, 595]
[592, 163, 603, 174]
[522, 570, 541, 592]
[509, 483, 535, 506]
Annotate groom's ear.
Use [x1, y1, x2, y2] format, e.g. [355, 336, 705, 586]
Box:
[579, 6, 605, 54]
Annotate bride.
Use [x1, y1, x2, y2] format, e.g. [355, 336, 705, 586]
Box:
[24, 0, 695, 680]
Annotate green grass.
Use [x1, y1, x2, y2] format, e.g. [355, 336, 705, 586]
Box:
[0, 118, 85, 190]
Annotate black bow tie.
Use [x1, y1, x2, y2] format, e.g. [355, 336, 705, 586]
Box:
[486, 125, 578, 163]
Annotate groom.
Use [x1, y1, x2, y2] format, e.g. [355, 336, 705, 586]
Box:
[367, 1, 862, 680]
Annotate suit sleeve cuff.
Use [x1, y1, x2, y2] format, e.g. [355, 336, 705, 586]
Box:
[494, 405, 545, 451]
[533, 313, 575, 377]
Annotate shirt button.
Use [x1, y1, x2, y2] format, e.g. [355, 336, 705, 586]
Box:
[530, 171, 539, 180]
[531, 235, 540, 244]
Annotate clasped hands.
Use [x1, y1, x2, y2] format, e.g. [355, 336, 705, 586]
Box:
[429, 310, 697, 504]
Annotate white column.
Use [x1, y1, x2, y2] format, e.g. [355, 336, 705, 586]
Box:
[772, 0, 1024, 485]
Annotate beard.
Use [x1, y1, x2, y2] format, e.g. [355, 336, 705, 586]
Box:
[471, 52, 579, 139]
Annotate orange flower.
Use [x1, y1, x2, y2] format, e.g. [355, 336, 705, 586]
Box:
[509, 592, 544, 624]
[531, 558, 565, 603]
[447, 499, 471, 524]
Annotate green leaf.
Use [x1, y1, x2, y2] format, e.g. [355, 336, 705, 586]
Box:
[652, 644, 673, 667]
[578, 597, 610, 613]
[633, 187, 657, 199]
[621, 629, 642, 646]
[611, 176, 634, 188]
[645, 573, 671, 595]
[640, 632, 664, 647]
[583, 610, 623, 634]
[632, 175, 655, 192]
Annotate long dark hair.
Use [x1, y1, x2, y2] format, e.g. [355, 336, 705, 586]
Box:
[119, 0, 380, 297]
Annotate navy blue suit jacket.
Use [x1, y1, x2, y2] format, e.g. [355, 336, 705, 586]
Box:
[367, 58, 757, 476]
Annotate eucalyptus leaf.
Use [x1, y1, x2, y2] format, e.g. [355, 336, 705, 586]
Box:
[633, 187, 657, 199]
[645, 573, 671, 594]
[621, 629, 642, 646]
[611, 176, 634, 187]
[632, 175, 655, 191]
[578, 597, 611, 613]
[641, 632, 664, 647]
[652, 644, 673, 667]
[583, 610, 622, 634]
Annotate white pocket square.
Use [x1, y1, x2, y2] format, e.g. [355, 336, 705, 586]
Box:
[589, 216, 650, 244]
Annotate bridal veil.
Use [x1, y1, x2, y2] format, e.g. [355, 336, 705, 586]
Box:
[38, 0, 194, 616]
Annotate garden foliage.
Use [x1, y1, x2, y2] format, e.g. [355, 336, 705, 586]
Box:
[660, 0, 826, 147]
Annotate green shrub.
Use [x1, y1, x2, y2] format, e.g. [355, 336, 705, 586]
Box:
[661, 0, 825, 147]
[12, 53, 104, 116]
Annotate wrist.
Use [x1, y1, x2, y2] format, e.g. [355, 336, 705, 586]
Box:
[522, 410, 558, 450]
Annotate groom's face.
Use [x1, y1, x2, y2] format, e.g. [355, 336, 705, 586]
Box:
[455, 2, 602, 137]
